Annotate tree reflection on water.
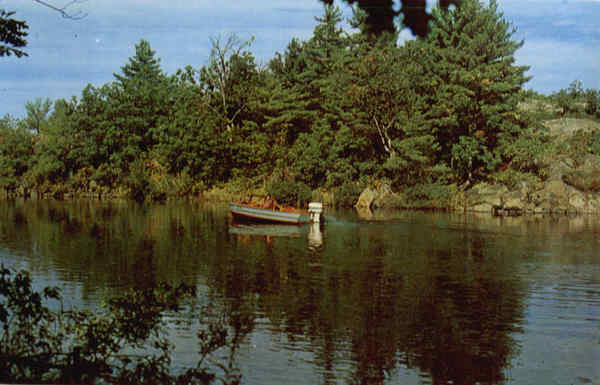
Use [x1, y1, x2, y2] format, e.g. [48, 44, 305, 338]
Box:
[219, 215, 527, 384]
[0, 200, 533, 384]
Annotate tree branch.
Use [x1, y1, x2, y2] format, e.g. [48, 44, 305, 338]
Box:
[32, 0, 88, 20]
[373, 116, 395, 158]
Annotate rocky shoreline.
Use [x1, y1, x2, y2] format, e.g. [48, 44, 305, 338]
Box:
[355, 155, 600, 216]
[355, 118, 600, 216]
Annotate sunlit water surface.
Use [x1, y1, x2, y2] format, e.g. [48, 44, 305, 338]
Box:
[0, 200, 598, 384]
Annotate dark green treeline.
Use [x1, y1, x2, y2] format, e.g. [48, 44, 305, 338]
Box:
[1, 1, 534, 202]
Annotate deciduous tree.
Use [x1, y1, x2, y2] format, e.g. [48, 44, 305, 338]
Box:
[24, 97, 52, 134]
[0, 115, 34, 193]
[199, 35, 260, 134]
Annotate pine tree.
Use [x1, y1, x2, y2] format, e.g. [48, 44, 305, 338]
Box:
[114, 39, 163, 87]
[108, 40, 171, 171]
[422, 0, 530, 182]
[344, 34, 440, 187]
[0, 10, 28, 57]
[269, 5, 370, 186]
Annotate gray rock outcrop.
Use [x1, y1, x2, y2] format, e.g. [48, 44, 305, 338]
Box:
[465, 155, 600, 215]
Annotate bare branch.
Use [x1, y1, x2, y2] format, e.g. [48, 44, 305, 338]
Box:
[207, 34, 254, 127]
[373, 117, 395, 158]
[32, 0, 88, 20]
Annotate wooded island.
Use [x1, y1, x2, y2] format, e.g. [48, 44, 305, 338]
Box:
[2, 1, 600, 211]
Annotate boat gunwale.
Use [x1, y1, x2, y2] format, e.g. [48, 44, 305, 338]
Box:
[229, 204, 310, 224]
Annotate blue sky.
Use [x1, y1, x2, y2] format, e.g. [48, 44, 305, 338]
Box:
[1, 0, 599, 117]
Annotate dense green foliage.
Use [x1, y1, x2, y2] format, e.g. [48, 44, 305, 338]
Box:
[556, 80, 600, 119]
[525, 80, 600, 121]
[266, 179, 313, 207]
[1, 0, 580, 204]
[0, 266, 242, 384]
[425, 0, 530, 181]
[333, 181, 363, 207]
[0, 116, 33, 194]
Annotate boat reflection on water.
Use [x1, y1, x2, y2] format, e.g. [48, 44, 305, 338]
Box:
[229, 221, 324, 251]
[308, 222, 323, 252]
[229, 223, 303, 238]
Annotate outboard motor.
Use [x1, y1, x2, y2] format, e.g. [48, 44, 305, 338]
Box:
[308, 202, 323, 223]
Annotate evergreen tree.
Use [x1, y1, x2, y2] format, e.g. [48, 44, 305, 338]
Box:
[114, 39, 163, 87]
[266, 38, 319, 146]
[153, 70, 230, 185]
[421, 0, 530, 182]
[348, 39, 438, 186]
[585, 89, 599, 117]
[269, 5, 370, 187]
[0, 10, 28, 57]
[71, 84, 111, 170]
[110, 39, 172, 170]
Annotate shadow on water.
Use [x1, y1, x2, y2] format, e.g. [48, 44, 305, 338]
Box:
[1, 200, 599, 384]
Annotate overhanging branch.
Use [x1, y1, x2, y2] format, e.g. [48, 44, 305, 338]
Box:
[32, 0, 88, 20]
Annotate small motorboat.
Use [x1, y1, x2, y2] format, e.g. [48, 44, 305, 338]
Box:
[229, 204, 310, 224]
[229, 202, 323, 225]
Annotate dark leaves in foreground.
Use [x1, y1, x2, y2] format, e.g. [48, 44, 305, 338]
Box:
[0, 266, 240, 384]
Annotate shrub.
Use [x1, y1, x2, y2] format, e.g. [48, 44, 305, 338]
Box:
[125, 158, 153, 202]
[168, 171, 203, 197]
[267, 179, 312, 207]
[0, 266, 242, 385]
[502, 124, 551, 176]
[589, 129, 600, 156]
[565, 129, 600, 167]
[333, 181, 362, 208]
[562, 170, 600, 192]
[403, 183, 453, 208]
[125, 158, 168, 202]
[491, 169, 540, 190]
[584, 89, 598, 116]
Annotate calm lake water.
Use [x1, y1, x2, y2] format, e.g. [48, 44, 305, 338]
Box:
[1, 200, 599, 385]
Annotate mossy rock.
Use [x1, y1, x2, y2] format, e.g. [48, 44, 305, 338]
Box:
[562, 169, 600, 192]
